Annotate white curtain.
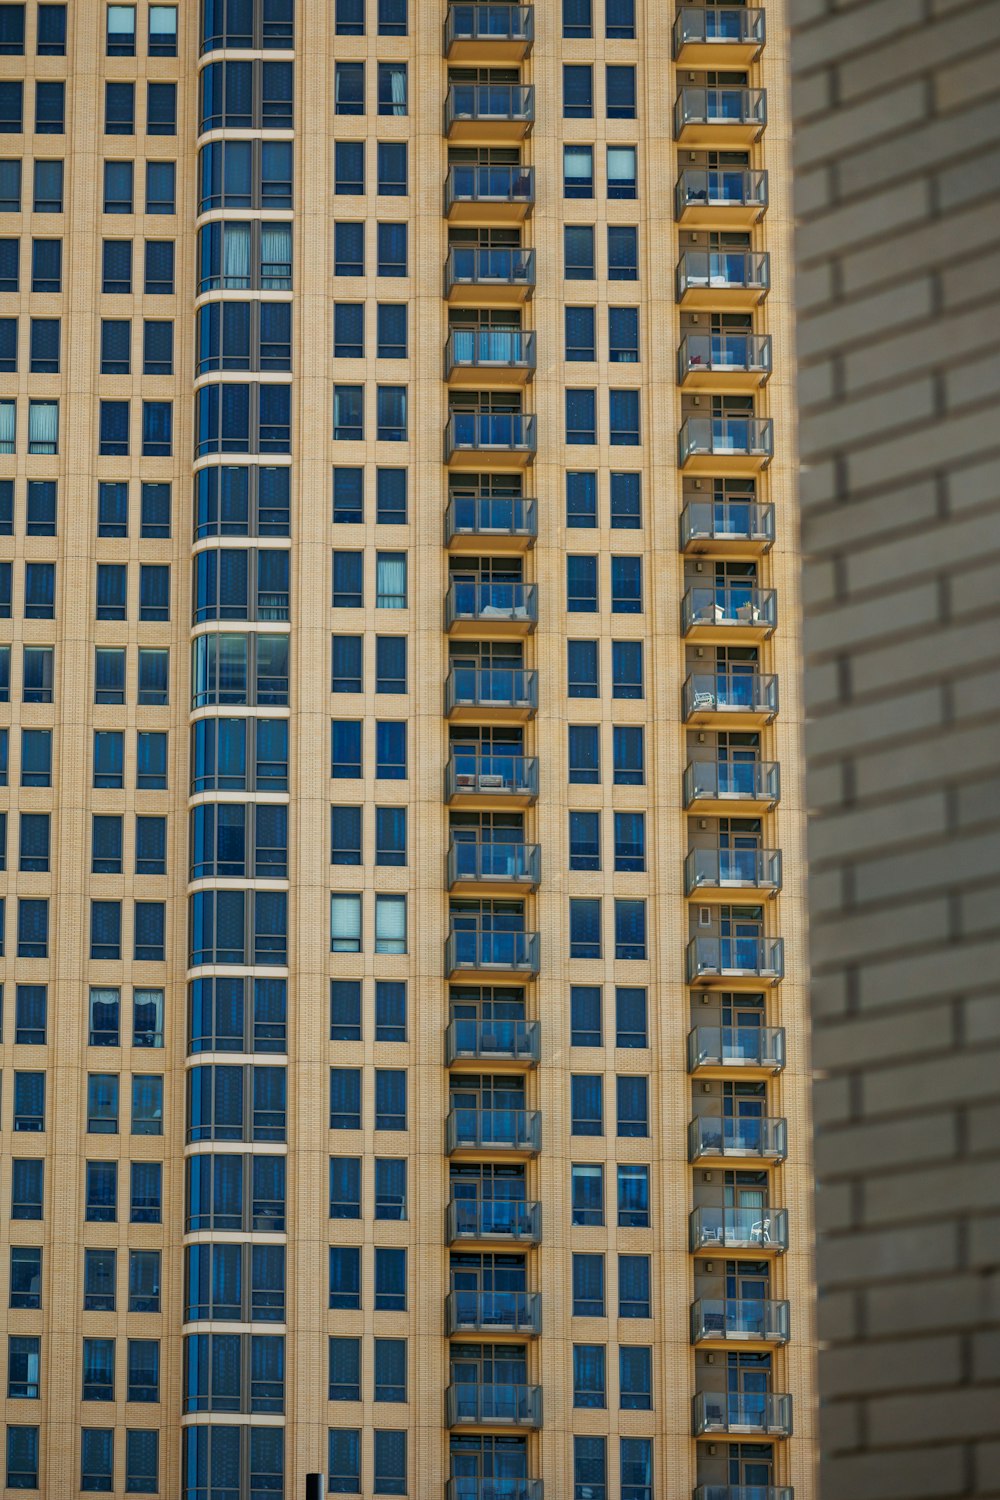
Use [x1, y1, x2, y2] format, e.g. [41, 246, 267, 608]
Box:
[331, 894, 361, 952]
[390, 66, 407, 116]
[28, 401, 58, 453]
[222, 222, 251, 288]
[260, 222, 291, 289]
[607, 146, 636, 184]
[375, 894, 406, 953]
[0, 400, 14, 452]
[564, 146, 592, 178]
[376, 552, 406, 608]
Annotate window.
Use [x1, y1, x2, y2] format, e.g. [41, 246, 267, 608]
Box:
[572, 1253, 605, 1317]
[333, 385, 363, 441]
[563, 0, 592, 37]
[620, 1345, 652, 1409]
[17, 898, 48, 958]
[612, 639, 643, 699]
[608, 146, 637, 199]
[375, 1157, 406, 1219]
[37, 4, 67, 53]
[145, 160, 175, 213]
[27, 399, 57, 453]
[375, 808, 406, 867]
[617, 1075, 649, 1138]
[331, 805, 362, 865]
[147, 81, 176, 134]
[137, 731, 167, 790]
[15, 985, 46, 1045]
[566, 470, 597, 527]
[335, 0, 363, 34]
[567, 639, 598, 698]
[608, 224, 638, 281]
[127, 1340, 160, 1403]
[378, 62, 407, 115]
[100, 399, 129, 455]
[28, 238, 58, 293]
[329, 1338, 361, 1401]
[141, 482, 171, 538]
[610, 471, 641, 528]
[375, 1069, 406, 1129]
[0, 4, 23, 52]
[374, 1430, 406, 1495]
[19, 813, 50, 870]
[329, 1156, 361, 1220]
[334, 142, 364, 195]
[376, 552, 406, 608]
[7, 1336, 39, 1400]
[574, 1438, 606, 1500]
[105, 80, 134, 133]
[331, 893, 362, 953]
[377, 304, 407, 359]
[101, 318, 130, 374]
[614, 898, 646, 960]
[375, 635, 406, 693]
[82, 1429, 114, 1491]
[13, 1073, 45, 1132]
[334, 222, 364, 276]
[132, 1074, 163, 1135]
[23, 564, 54, 618]
[563, 65, 593, 118]
[333, 467, 363, 523]
[0, 79, 22, 131]
[609, 388, 640, 445]
[89, 987, 120, 1046]
[609, 306, 639, 363]
[0, 239, 16, 291]
[0, 317, 15, 372]
[93, 731, 124, 790]
[375, 894, 406, 954]
[377, 221, 407, 276]
[332, 635, 362, 693]
[376, 385, 407, 440]
[149, 4, 177, 54]
[88, 1073, 119, 1133]
[334, 302, 364, 358]
[613, 725, 644, 786]
[142, 399, 172, 455]
[107, 3, 136, 53]
[332, 551, 363, 608]
[618, 1163, 649, 1227]
[104, 159, 133, 213]
[568, 725, 599, 786]
[569, 810, 600, 872]
[570, 897, 601, 959]
[616, 987, 647, 1047]
[145, 237, 175, 294]
[571, 1162, 603, 1226]
[377, 143, 407, 198]
[606, 64, 636, 118]
[611, 556, 642, 613]
[329, 1429, 361, 1494]
[26, 317, 56, 374]
[619, 1254, 650, 1319]
[573, 1344, 606, 1407]
[125, 1429, 159, 1494]
[103, 239, 132, 293]
[82, 1338, 115, 1401]
[378, 0, 407, 33]
[566, 388, 596, 444]
[376, 720, 406, 780]
[12, 1159, 43, 1219]
[564, 145, 593, 198]
[23, 644, 52, 702]
[143, 319, 173, 374]
[96, 563, 125, 621]
[571, 1074, 602, 1136]
[10, 1246, 42, 1310]
[374, 1246, 406, 1310]
[131, 1161, 162, 1222]
[375, 1338, 406, 1402]
[565, 306, 596, 362]
[329, 1246, 361, 1310]
[6, 1427, 38, 1490]
[331, 720, 362, 779]
[0, 158, 20, 210]
[330, 1068, 362, 1129]
[570, 985, 601, 1047]
[567, 554, 598, 612]
[607, 0, 636, 36]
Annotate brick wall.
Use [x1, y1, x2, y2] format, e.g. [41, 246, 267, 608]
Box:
[789, 1, 1000, 1496]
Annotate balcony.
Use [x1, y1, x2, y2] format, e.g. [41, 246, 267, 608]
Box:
[446, 753, 539, 806]
[684, 846, 782, 900]
[447, 1107, 541, 1157]
[447, 1197, 542, 1246]
[447, 247, 536, 306]
[446, 412, 537, 468]
[676, 251, 770, 310]
[446, 930, 541, 979]
[686, 937, 784, 988]
[675, 88, 767, 146]
[446, 581, 538, 634]
[693, 1391, 792, 1438]
[447, 328, 536, 387]
[444, 4, 535, 61]
[682, 672, 778, 727]
[448, 1482, 542, 1500]
[445, 667, 538, 721]
[673, 8, 765, 64]
[697, 1489, 790, 1500]
[688, 1115, 788, 1164]
[446, 84, 535, 141]
[446, 495, 537, 550]
[446, 1382, 542, 1429]
[689, 1206, 788, 1255]
[691, 1298, 789, 1346]
[680, 500, 775, 556]
[688, 1026, 786, 1076]
[448, 840, 542, 893]
[446, 165, 535, 223]
[676, 170, 768, 227]
[446, 1290, 542, 1336]
[679, 334, 772, 393]
[446, 1018, 541, 1067]
[681, 584, 777, 641]
[683, 759, 780, 815]
[679, 417, 774, 474]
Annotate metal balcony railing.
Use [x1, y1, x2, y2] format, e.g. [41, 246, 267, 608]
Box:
[447, 1197, 542, 1244]
[447, 328, 536, 377]
[676, 169, 768, 216]
[693, 1390, 792, 1437]
[691, 1298, 789, 1343]
[686, 936, 785, 982]
[445, 4, 535, 50]
[446, 1289, 542, 1335]
[447, 247, 536, 295]
[684, 758, 780, 806]
[447, 1382, 543, 1428]
[446, 581, 538, 628]
[446, 929, 541, 975]
[679, 334, 772, 381]
[688, 1115, 788, 1162]
[446, 164, 535, 211]
[695, 1488, 791, 1500]
[675, 87, 767, 135]
[447, 1107, 541, 1153]
[446, 83, 535, 129]
[682, 585, 777, 633]
[689, 1205, 788, 1253]
[687, 1026, 786, 1072]
[679, 417, 774, 465]
[448, 840, 541, 888]
[684, 846, 783, 894]
[446, 753, 540, 800]
[680, 500, 775, 550]
[446, 1018, 541, 1065]
[446, 667, 538, 714]
[446, 412, 537, 457]
[447, 1481, 543, 1500]
[677, 250, 770, 300]
[673, 7, 766, 51]
[682, 672, 779, 720]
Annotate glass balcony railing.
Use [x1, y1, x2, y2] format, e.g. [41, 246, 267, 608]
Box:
[674, 7, 766, 52]
[684, 758, 780, 806]
[676, 169, 768, 216]
[679, 334, 772, 381]
[447, 1480, 543, 1500]
[446, 929, 541, 974]
[446, 753, 540, 800]
[691, 1298, 789, 1343]
[679, 417, 774, 465]
[446, 1017, 541, 1065]
[682, 672, 779, 720]
[446, 1289, 542, 1335]
[682, 585, 777, 633]
[446, 667, 538, 714]
[686, 936, 785, 983]
[446, 165, 535, 212]
[695, 1487, 792, 1500]
[688, 1115, 788, 1162]
[675, 87, 767, 135]
[677, 251, 770, 301]
[447, 495, 537, 543]
[680, 499, 775, 550]
[446, 412, 537, 457]
[447, 328, 537, 377]
[447, 1197, 542, 1244]
[684, 846, 782, 894]
[687, 1026, 786, 1072]
[448, 840, 541, 887]
[447, 1107, 541, 1153]
[447, 247, 536, 296]
[445, 3, 535, 51]
[689, 1205, 788, 1253]
[447, 1382, 543, 1428]
[446, 83, 535, 129]
[446, 581, 538, 628]
[693, 1391, 792, 1437]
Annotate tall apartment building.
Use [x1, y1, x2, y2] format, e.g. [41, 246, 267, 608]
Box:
[0, 1, 813, 1496]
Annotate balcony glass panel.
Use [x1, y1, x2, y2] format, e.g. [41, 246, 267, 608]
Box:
[684, 846, 782, 891]
[447, 1382, 542, 1427]
[446, 1018, 541, 1064]
[687, 1026, 785, 1071]
[447, 83, 534, 124]
[447, 413, 537, 453]
[679, 334, 772, 379]
[446, 929, 540, 973]
[448, 329, 536, 371]
[447, 1481, 543, 1500]
[677, 251, 770, 298]
[682, 585, 777, 631]
[447, 752, 539, 799]
[689, 1206, 788, 1253]
[447, 582, 538, 626]
[447, 1197, 542, 1243]
[447, 1106, 541, 1152]
[447, 165, 535, 206]
[674, 8, 766, 48]
[688, 1115, 787, 1161]
[676, 169, 768, 213]
[695, 1488, 792, 1500]
[446, 4, 535, 46]
[684, 759, 780, 805]
[448, 247, 536, 292]
[446, 1289, 541, 1334]
[675, 88, 766, 131]
[446, 667, 538, 712]
[693, 1390, 792, 1436]
[682, 672, 779, 719]
[691, 1297, 789, 1342]
[679, 417, 774, 463]
[686, 936, 784, 980]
